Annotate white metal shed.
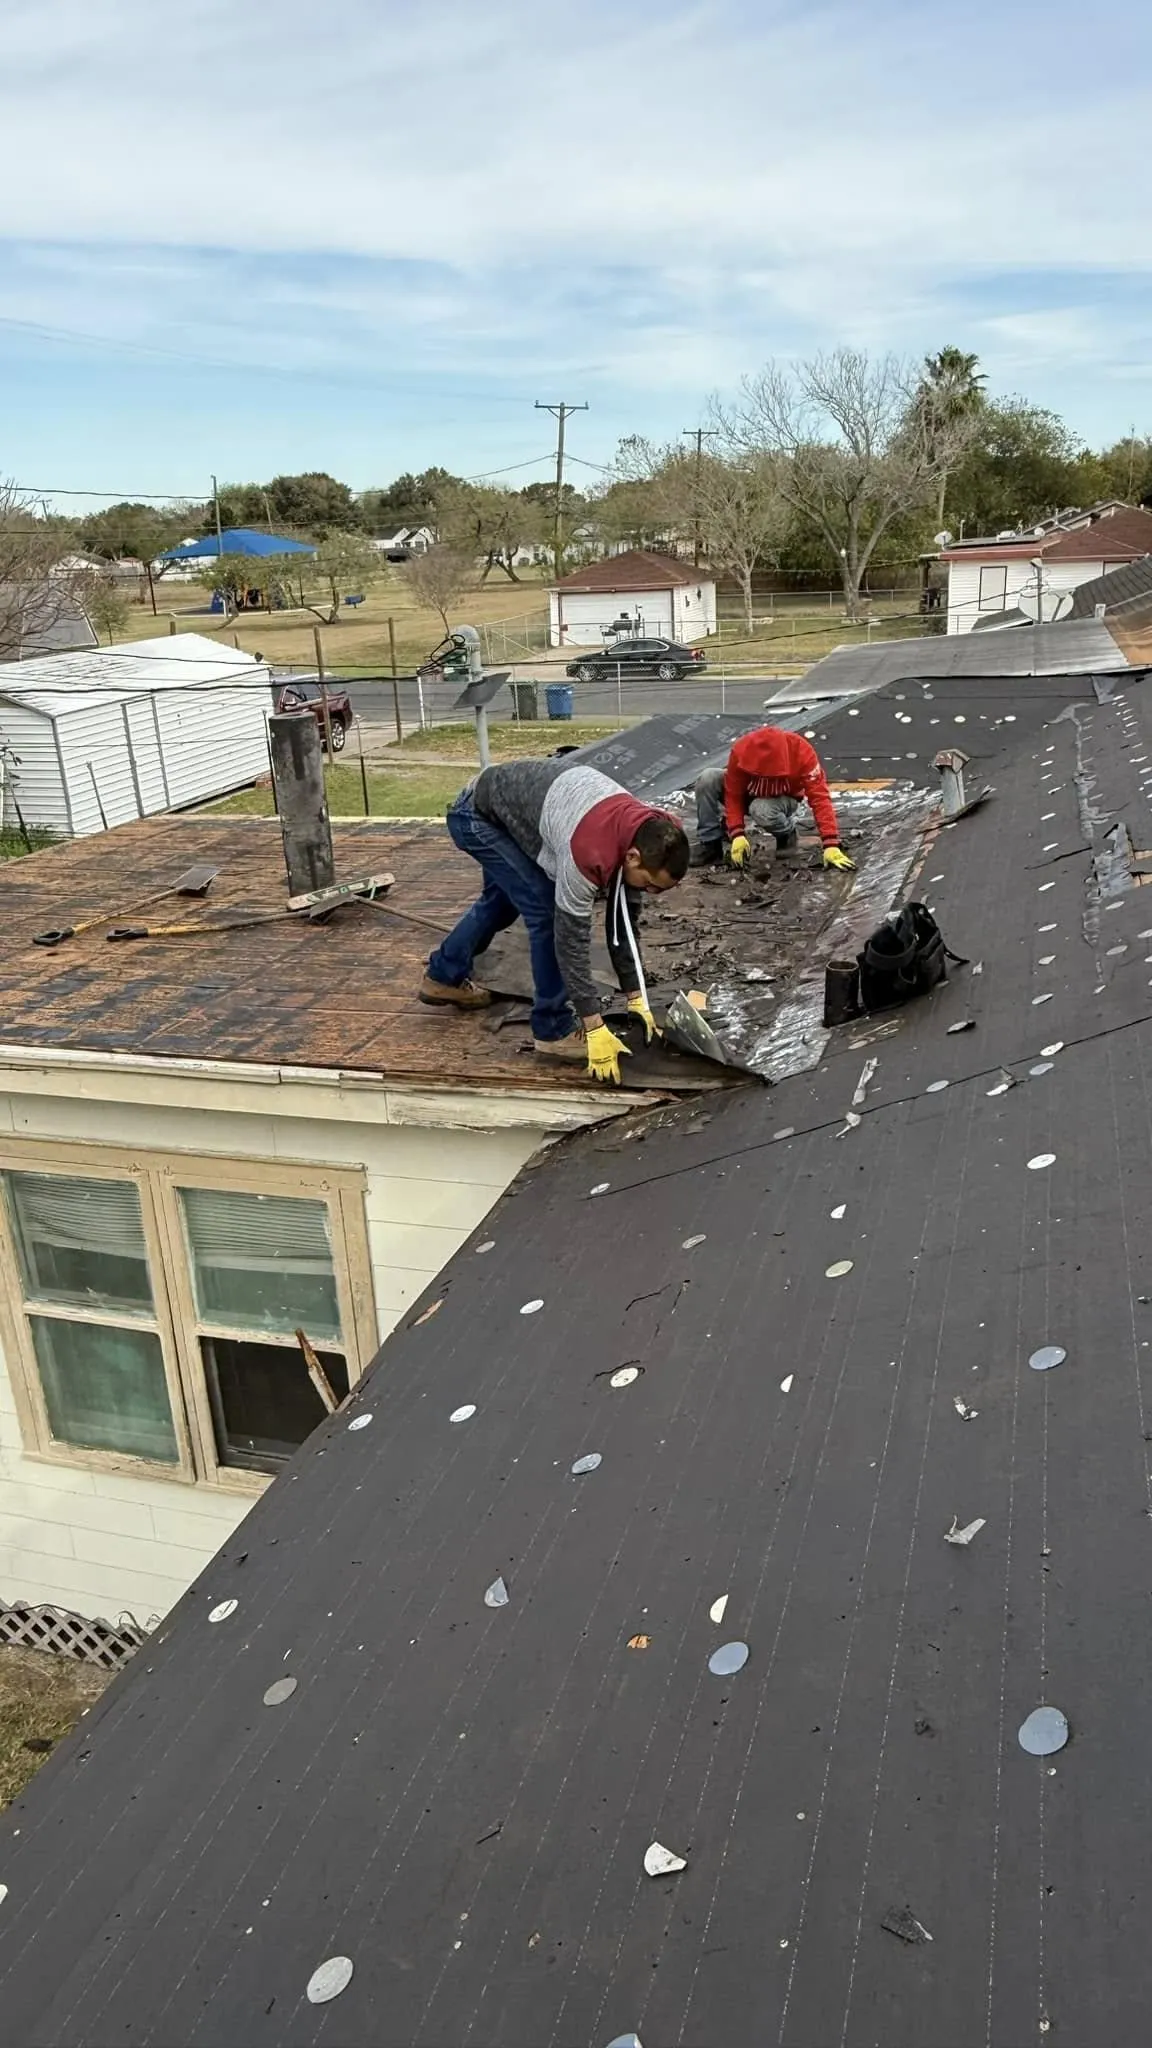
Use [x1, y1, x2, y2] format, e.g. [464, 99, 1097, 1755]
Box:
[0, 635, 271, 837]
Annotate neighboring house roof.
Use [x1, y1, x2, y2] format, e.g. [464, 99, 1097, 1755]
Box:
[552, 548, 703, 592]
[9, 669, 1152, 2042]
[801, 617, 1130, 693]
[1042, 505, 1152, 563]
[1069, 554, 1152, 620]
[0, 582, 97, 658]
[941, 503, 1152, 565]
[0, 632, 262, 717]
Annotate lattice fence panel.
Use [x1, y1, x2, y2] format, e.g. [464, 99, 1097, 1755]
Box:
[0, 1599, 147, 1670]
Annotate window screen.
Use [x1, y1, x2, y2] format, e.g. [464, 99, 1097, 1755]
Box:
[180, 1188, 341, 1341]
[5, 1172, 153, 1315]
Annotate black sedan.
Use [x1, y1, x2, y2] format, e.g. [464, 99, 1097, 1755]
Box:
[565, 636, 708, 682]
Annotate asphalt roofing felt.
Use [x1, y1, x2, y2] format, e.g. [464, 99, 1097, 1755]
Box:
[6, 670, 1152, 2043]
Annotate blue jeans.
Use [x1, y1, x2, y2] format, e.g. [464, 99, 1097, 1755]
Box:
[427, 792, 577, 1042]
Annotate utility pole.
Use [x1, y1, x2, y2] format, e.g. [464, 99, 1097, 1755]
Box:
[681, 427, 719, 569]
[211, 474, 224, 555]
[535, 401, 588, 582]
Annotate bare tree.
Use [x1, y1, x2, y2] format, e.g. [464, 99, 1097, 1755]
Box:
[612, 437, 788, 632]
[693, 453, 790, 633]
[715, 350, 980, 621]
[0, 480, 87, 659]
[401, 544, 474, 635]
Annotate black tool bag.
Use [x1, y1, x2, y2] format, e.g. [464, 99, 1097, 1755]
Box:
[857, 902, 967, 1013]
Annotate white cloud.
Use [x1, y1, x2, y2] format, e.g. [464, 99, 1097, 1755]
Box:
[3, 0, 1152, 442]
[4, 0, 1151, 277]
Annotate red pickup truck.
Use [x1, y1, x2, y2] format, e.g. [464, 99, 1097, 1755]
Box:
[275, 681, 353, 752]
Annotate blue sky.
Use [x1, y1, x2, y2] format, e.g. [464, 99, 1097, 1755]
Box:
[3, 0, 1152, 508]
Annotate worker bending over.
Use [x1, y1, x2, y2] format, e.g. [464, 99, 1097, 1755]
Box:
[421, 758, 689, 1084]
[693, 723, 856, 872]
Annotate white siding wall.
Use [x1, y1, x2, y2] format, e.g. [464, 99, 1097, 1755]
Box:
[947, 555, 1115, 632]
[152, 685, 269, 809]
[124, 697, 169, 812]
[0, 1090, 546, 1625]
[0, 703, 70, 833]
[549, 589, 680, 646]
[57, 704, 145, 832]
[39, 685, 268, 837]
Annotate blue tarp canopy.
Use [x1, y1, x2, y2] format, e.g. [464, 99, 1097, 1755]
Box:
[159, 528, 316, 561]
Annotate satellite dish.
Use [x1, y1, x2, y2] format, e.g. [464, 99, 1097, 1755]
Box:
[934, 530, 953, 548]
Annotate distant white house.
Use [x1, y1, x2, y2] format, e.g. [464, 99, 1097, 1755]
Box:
[549, 549, 717, 647]
[941, 504, 1152, 633]
[372, 527, 434, 560]
[0, 633, 272, 836]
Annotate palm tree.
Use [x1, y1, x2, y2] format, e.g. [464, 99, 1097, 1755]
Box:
[921, 349, 987, 524]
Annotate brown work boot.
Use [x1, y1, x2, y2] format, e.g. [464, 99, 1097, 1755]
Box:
[418, 974, 492, 1009]
[533, 1030, 587, 1061]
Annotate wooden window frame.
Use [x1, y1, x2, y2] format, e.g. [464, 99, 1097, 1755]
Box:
[0, 1136, 376, 1496]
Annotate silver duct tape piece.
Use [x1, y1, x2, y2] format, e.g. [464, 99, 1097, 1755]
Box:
[709, 1595, 729, 1625]
[1028, 1153, 1057, 1170]
[610, 1367, 640, 1389]
[571, 1453, 603, 1475]
[644, 1842, 687, 1877]
[208, 1600, 237, 1624]
[682, 1235, 707, 1250]
[484, 1576, 509, 1608]
[520, 1299, 544, 1315]
[263, 1677, 298, 1707]
[825, 1260, 854, 1278]
[347, 1414, 372, 1432]
[450, 1405, 477, 1423]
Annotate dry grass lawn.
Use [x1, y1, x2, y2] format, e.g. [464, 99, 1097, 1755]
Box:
[118, 568, 553, 673]
[0, 1645, 113, 1809]
[113, 565, 928, 677]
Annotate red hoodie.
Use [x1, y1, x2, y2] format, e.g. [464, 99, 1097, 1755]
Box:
[723, 726, 840, 846]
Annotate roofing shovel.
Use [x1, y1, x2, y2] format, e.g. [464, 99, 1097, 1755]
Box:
[32, 864, 220, 948]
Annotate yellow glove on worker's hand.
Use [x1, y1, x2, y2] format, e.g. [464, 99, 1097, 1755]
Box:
[729, 835, 751, 870]
[626, 994, 662, 1044]
[824, 845, 856, 872]
[586, 1023, 631, 1086]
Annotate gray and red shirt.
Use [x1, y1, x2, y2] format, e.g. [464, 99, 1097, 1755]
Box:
[472, 759, 669, 1017]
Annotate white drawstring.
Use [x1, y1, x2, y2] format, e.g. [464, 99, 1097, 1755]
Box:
[613, 869, 649, 1014]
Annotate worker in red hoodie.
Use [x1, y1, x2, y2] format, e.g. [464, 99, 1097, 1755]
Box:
[692, 724, 856, 872]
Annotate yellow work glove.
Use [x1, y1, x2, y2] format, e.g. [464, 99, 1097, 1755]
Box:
[729, 834, 751, 869]
[626, 994, 662, 1043]
[823, 845, 856, 872]
[586, 1023, 631, 1085]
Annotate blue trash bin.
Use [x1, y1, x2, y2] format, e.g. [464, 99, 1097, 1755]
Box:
[545, 683, 574, 721]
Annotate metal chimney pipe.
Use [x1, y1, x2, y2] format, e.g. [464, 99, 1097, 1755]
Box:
[269, 711, 335, 897]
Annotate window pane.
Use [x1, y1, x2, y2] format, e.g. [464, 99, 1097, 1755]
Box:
[31, 1317, 177, 1463]
[180, 1189, 341, 1341]
[202, 1336, 349, 1472]
[5, 1172, 153, 1315]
